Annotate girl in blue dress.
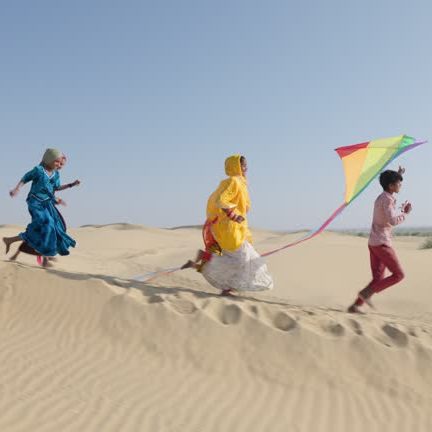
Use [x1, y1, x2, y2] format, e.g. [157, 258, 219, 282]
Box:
[3, 148, 80, 267]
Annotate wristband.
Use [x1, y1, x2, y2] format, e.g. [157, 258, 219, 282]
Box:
[225, 209, 237, 220]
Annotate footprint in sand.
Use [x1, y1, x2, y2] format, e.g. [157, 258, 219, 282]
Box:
[273, 312, 297, 332]
[249, 305, 261, 319]
[382, 324, 409, 347]
[249, 305, 259, 317]
[218, 304, 242, 325]
[408, 327, 417, 337]
[348, 319, 363, 335]
[322, 321, 345, 337]
[147, 294, 165, 304]
[166, 298, 197, 315]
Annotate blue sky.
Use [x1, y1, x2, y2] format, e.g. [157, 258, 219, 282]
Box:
[1, 0, 431, 230]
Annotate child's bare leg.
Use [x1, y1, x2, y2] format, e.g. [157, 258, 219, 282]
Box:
[3, 236, 21, 254]
[9, 250, 20, 261]
[181, 250, 206, 270]
[195, 250, 206, 262]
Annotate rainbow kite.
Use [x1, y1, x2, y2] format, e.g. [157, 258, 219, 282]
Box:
[262, 134, 426, 256]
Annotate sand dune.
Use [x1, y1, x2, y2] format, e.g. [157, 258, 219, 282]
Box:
[1, 225, 432, 431]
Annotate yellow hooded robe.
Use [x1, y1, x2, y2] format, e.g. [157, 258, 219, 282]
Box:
[206, 155, 252, 252]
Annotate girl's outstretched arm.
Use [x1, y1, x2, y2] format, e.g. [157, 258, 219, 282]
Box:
[9, 181, 25, 197]
[56, 179, 81, 191]
[10, 167, 38, 197]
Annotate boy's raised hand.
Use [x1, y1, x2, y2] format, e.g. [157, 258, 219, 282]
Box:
[398, 166, 406, 175]
[402, 201, 412, 214]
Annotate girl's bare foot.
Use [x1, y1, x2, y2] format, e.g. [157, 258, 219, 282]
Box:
[3, 236, 21, 255]
[220, 289, 235, 297]
[181, 260, 197, 270]
[3, 238, 11, 255]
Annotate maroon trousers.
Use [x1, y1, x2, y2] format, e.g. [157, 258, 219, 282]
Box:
[355, 244, 405, 306]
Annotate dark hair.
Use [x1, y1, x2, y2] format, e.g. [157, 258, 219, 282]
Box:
[240, 156, 246, 164]
[379, 170, 403, 191]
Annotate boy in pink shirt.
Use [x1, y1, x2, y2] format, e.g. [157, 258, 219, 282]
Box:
[348, 168, 412, 313]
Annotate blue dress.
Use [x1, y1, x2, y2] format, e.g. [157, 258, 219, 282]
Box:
[19, 165, 76, 257]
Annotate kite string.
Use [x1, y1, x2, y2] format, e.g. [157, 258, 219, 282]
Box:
[261, 202, 347, 257]
[131, 266, 182, 282]
[133, 202, 348, 282]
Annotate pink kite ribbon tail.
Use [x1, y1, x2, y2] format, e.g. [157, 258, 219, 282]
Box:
[261, 203, 348, 257]
[132, 266, 183, 283]
[131, 203, 348, 281]
[144, 266, 183, 283]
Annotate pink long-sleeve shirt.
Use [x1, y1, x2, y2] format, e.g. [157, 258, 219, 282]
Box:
[369, 191, 406, 247]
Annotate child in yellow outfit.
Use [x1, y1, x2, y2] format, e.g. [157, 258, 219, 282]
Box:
[183, 155, 273, 296]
